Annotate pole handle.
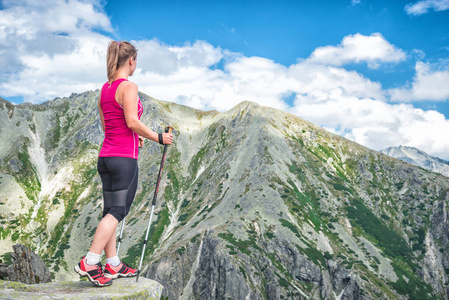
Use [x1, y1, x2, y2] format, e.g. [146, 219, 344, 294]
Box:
[165, 126, 174, 134]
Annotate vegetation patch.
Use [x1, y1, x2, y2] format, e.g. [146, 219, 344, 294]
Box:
[278, 218, 300, 238]
[178, 213, 189, 223]
[239, 265, 247, 279]
[390, 262, 434, 299]
[214, 126, 228, 153]
[0, 252, 12, 265]
[190, 234, 200, 243]
[294, 244, 327, 268]
[410, 227, 426, 252]
[275, 174, 322, 229]
[180, 199, 190, 208]
[345, 198, 414, 266]
[332, 182, 351, 193]
[218, 232, 259, 256]
[175, 246, 186, 256]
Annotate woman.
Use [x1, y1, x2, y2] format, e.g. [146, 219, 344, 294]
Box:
[74, 41, 173, 287]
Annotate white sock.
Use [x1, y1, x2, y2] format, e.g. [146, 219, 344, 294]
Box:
[106, 256, 121, 267]
[86, 251, 101, 265]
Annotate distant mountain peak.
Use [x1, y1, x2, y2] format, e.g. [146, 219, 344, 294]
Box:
[381, 145, 449, 177]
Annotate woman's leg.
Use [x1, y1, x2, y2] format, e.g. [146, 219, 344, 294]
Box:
[104, 222, 117, 258]
[89, 214, 119, 254]
[98, 157, 138, 258]
[88, 157, 117, 256]
[103, 163, 138, 259]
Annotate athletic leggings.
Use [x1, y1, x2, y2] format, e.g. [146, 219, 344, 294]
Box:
[97, 157, 138, 222]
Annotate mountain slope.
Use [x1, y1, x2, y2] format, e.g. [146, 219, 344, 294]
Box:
[381, 145, 449, 178]
[0, 93, 448, 299]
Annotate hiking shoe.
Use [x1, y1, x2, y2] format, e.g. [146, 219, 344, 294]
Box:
[74, 257, 112, 287]
[104, 261, 138, 279]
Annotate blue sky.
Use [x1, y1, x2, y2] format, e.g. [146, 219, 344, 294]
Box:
[1, 0, 449, 158]
[104, 0, 448, 68]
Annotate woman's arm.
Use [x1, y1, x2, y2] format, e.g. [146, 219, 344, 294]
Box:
[98, 92, 105, 132]
[121, 82, 172, 144]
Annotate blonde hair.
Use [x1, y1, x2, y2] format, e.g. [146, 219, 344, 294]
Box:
[106, 41, 137, 84]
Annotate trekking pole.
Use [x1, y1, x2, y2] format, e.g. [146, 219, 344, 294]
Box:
[116, 217, 126, 255]
[136, 126, 174, 283]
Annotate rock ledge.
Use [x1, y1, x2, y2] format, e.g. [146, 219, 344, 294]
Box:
[0, 278, 163, 300]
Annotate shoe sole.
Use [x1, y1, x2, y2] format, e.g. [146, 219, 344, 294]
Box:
[104, 272, 137, 279]
[74, 265, 112, 287]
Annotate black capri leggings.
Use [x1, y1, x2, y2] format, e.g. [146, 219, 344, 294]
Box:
[97, 157, 138, 222]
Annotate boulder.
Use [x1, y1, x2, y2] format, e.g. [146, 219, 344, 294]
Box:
[0, 277, 163, 299]
[0, 244, 51, 284]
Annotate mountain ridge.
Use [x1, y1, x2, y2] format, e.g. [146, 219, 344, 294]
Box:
[0, 91, 448, 299]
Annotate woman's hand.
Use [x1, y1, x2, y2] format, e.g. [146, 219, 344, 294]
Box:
[162, 133, 173, 145]
[138, 136, 144, 148]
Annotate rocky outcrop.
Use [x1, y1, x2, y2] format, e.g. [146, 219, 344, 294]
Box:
[191, 234, 250, 299]
[0, 277, 163, 299]
[145, 235, 203, 300]
[147, 232, 363, 300]
[0, 244, 51, 284]
[428, 191, 449, 296]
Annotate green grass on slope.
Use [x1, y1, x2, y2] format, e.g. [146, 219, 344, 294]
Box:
[345, 198, 436, 299]
[346, 198, 413, 263]
[390, 262, 435, 300]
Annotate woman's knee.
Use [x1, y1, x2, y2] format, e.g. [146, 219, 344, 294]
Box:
[107, 206, 128, 222]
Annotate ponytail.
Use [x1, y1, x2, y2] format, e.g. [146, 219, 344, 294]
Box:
[106, 41, 138, 84]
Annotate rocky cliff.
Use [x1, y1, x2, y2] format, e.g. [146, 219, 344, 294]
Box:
[0, 92, 448, 299]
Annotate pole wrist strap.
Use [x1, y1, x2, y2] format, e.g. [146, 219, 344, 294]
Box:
[158, 133, 164, 145]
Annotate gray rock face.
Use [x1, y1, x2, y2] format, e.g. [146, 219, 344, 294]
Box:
[428, 192, 449, 296]
[145, 236, 202, 300]
[191, 234, 250, 300]
[148, 231, 364, 300]
[0, 244, 51, 284]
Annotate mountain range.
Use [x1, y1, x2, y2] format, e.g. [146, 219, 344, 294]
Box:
[381, 146, 449, 178]
[0, 92, 448, 299]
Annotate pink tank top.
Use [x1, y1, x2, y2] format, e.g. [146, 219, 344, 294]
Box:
[99, 79, 143, 159]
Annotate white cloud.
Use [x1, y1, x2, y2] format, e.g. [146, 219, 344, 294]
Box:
[134, 55, 292, 112]
[133, 39, 225, 76]
[2, 33, 110, 101]
[389, 61, 449, 102]
[307, 33, 406, 69]
[0, 0, 112, 102]
[291, 94, 449, 159]
[1, 1, 449, 159]
[405, 0, 449, 15]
